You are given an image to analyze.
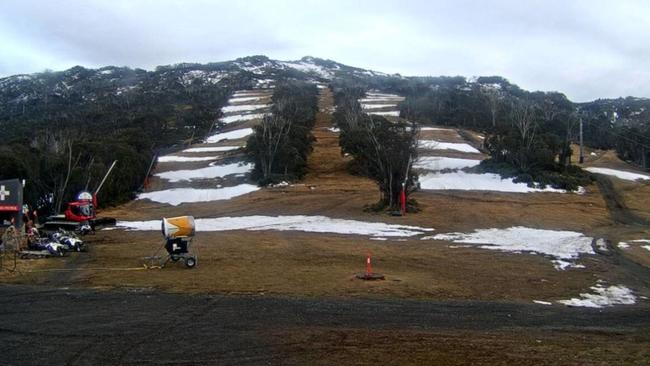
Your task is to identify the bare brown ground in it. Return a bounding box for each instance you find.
[270,327,649,366]
[5,88,649,305]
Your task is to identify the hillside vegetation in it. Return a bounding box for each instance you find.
[0,56,648,211]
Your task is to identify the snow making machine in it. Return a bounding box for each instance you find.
[145,216,197,269]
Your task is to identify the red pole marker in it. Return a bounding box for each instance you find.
[400,187,406,215]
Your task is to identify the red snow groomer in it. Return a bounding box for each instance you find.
[43,161,118,235]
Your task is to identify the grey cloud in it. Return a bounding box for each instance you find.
[0,0,648,101]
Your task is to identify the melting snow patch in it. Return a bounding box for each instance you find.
[222,104,269,113]
[155,162,253,182]
[643,245,650,252]
[228,96,261,103]
[182,146,240,153]
[585,167,650,181]
[117,215,434,238]
[206,128,253,143]
[137,184,260,205]
[618,242,630,249]
[420,127,455,132]
[414,157,482,172]
[368,110,400,117]
[219,113,266,124]
[428,226,594,269]
[419,140,480,153]
[558,284,636,308]
[361,103,398,110]
[533,300,552,306]
[158,155,217,163]
[419,171,566,193]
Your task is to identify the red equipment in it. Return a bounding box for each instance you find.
[44,161,118,233]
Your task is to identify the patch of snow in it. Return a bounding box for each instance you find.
[552,260,585,270]
[585,167,650,181]
[594,238,609,252]
[155,162,253,182]
[533,300,552,305]
[327,127,340,133]
[229,96,262,103]
[618,242,630,249]
[429,226,594,269]
[359,97,404,103]
[280,61,333,79]
[117,215,435,238]
[158,155,217,163]
[558,284,636,308]
[414,157,482,172]
[361,103,398,110]
[182,146,240,153]
[643,245,650,252]
[419,171,566,193]
[137,184,260,206]
[631,239,650,243]
[206,128,253,143]
[222,104,269,113]
[370,237,388,241]
[420,127,455,132]
[590,152,598,157]
[368,110,400,117]
[219,113,266,124]
[419,140,480,153]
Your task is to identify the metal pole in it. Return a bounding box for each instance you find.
[579,117,584,164]
[95,160,118,195]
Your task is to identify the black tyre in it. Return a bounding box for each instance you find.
[185,257,196,268]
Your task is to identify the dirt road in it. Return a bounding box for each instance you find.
[1,284,648,365]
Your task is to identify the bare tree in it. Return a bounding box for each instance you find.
[54,139,81,213]
[481,87,501,128]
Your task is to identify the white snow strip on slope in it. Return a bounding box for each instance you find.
[219,113,266,124]
[222,104,269,113]
[420,127,455,132]
[369,110,400,117]
[137,184,260,206]
[117,215,434,238]
[558,283,636,308]
[228,96,261,103]
[280,61,332,79]
[158,155,217,163]
[533,300,552,305]
[419,171,566,193]
[585,167,650,181]
[182,146,240,153]
[643,245,650,252]
[359,97,404,103]
[419,140,480,153]
[206,128,253,143]
[414,157,482,172]
[361,103,397,110]
[366,92,401,98]
[426,226,593,269]
[155,162,253,182]
[618,242,630,249]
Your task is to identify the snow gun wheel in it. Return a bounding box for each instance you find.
[185,257,196,268]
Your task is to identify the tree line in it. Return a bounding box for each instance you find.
[246,81,319,185]
[332,87,419,210]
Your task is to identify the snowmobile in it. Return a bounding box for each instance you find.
[43,161,118,235]
[51,229,86,252]
[26,228,66,257]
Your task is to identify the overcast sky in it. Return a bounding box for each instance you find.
[1,0,648,102]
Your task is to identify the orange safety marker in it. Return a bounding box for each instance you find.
[356,251,385,281]
[366,252,372,275]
